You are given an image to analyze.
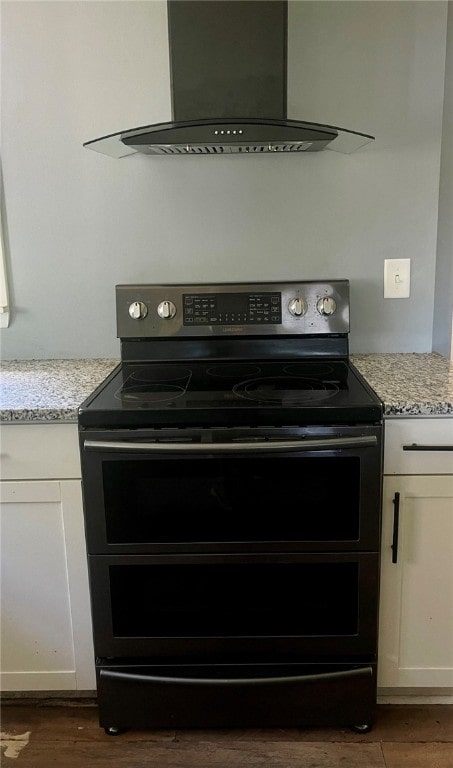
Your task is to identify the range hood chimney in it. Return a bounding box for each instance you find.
[84,0,374,158]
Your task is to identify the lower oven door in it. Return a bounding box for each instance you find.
[81,425,382,553]
[89,552,379,660]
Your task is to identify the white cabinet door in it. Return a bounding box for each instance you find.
[0,480,95,691]
[378,475,453,688]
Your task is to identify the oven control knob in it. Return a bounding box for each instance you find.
[288,297,307,317]
[128,301,148,320]
[157,300,177,320]
[316,296,337,316]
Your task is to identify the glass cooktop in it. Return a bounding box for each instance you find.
[79,360,382,428]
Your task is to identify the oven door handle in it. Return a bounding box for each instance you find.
[100,666,373,687]
[84,435,377,453]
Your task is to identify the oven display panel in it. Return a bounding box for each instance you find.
[183,292,281,326]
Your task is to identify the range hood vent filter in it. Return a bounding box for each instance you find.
[143,143,314,155]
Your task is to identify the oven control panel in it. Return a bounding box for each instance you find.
[116,281,349,338]
[183,292,282,326]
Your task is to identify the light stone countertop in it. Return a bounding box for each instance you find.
[351,353,453,416]
[0,359,119,423]
[1,353,452,423]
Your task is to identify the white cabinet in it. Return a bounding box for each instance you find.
[0,424,95,692]
[378,418,453,690]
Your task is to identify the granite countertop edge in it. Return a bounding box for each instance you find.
[1,353,452,423]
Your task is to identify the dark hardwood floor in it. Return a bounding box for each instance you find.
[1,701,452,767]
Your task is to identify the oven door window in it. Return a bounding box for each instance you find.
[109,561,359,638]
[101,456,361,545]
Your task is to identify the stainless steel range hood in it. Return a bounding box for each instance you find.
[84,1,374,158]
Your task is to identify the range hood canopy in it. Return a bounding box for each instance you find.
[84,1,374,158]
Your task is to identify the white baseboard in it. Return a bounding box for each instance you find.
[378,691,453,704]
[1,671,76,692]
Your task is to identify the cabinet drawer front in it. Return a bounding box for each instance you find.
[0,480,61,503]
[384,419,453,475]
[0,424,81,479]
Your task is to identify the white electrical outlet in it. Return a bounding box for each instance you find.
[384,258,411,298]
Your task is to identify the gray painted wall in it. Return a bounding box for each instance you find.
[0,1,448,359]
[433,2,453,358]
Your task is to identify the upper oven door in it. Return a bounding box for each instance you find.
[80,425,382,554]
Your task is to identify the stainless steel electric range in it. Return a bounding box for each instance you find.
[78,280,383,734]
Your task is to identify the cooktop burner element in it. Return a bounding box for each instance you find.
[119,364,192,405]
[118,384,187,405]
[232,376,339,404]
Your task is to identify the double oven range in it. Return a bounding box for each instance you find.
[78,280,383,734]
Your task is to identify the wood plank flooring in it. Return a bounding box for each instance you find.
[1,702,452,767]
